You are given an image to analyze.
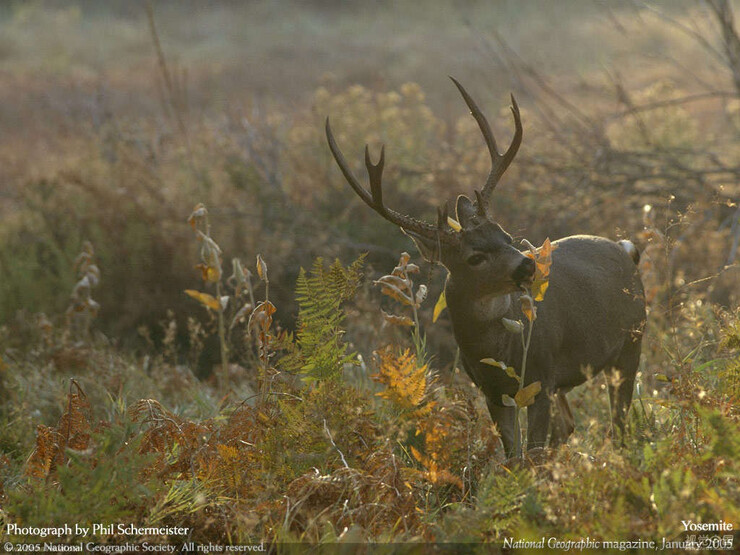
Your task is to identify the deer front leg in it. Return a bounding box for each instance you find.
[549,388,575,448]
[486,399,516,459]
[526,392,552,450]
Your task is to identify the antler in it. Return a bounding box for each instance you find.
[450,77,522,208]
[325,118,457,244]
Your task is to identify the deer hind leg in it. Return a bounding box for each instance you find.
[486,399,517,459]
[549,388,575,448]
[605,338,641,443]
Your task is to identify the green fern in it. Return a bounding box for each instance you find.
[281,256,365,382]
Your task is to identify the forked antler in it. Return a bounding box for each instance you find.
[450,77,522,209]
[325,118,458,244]
[325,79,521,235]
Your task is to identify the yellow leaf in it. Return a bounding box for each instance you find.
[520,295,536,322]
[195,263,221,283]
[185,290,220,310]
[514,381,542,407]
[532,279,549,302]
[433,290,447,322]
[481,358,520,382]
[536,260,551,278]
[447,217,462,232]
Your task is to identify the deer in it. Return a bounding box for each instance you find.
[325,77,646,458]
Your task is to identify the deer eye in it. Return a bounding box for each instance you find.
[467,253,487,266]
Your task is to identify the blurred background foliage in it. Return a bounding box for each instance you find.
[2,0,739,352]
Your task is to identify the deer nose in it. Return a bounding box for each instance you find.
[513,257,535,285]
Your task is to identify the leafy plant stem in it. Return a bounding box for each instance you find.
[514,291,535,458]
[216,280,229,394]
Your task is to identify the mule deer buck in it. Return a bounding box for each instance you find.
[325,77,646,457]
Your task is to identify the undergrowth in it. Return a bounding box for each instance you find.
[0,249,737,546]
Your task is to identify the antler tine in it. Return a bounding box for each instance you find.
[437,202,449,230]
[325,117,374,207]
[365,144,386,214]
[326,117,455,243]
[449,77,523,205]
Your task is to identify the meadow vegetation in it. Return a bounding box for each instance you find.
[0,0,738,547]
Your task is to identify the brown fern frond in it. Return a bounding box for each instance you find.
[58,380,92,452]
[25,380,92,479]
[25,425,62,479]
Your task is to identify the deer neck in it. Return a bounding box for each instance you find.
[446,278,515,324]
[472,293,513,322]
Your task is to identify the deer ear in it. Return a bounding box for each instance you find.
[456,195,477,228]
[403,229,439,263]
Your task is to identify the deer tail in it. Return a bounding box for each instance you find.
[618,239,640,265]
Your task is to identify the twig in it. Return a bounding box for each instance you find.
[323,419,349,469]
[636,1,728,65]
[608,90,737,120]
[145,2,199,179]
[727,204,740,265]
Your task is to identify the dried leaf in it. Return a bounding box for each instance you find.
[536,260,551,278]
[375,275,415,305]
[515,381,542,407]
[539,237,554,259]
[382,311,415,327]
[415,284,428,306]
[501,318,523,334]
[230,303,253,330]
[520,294,536,322]
[85,267,100,288]
[406,263,420,274]
[256,254,268,282]
[188,203,207,230]
[200,235,222,267]
[230,258,248,296]
[185,289,221,311]
[86,299,100,317]
[501,394,517,407]
[248,300,276,332]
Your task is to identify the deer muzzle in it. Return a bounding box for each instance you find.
[512,256,536,289]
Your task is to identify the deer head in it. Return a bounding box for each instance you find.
[325,77,534,297]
